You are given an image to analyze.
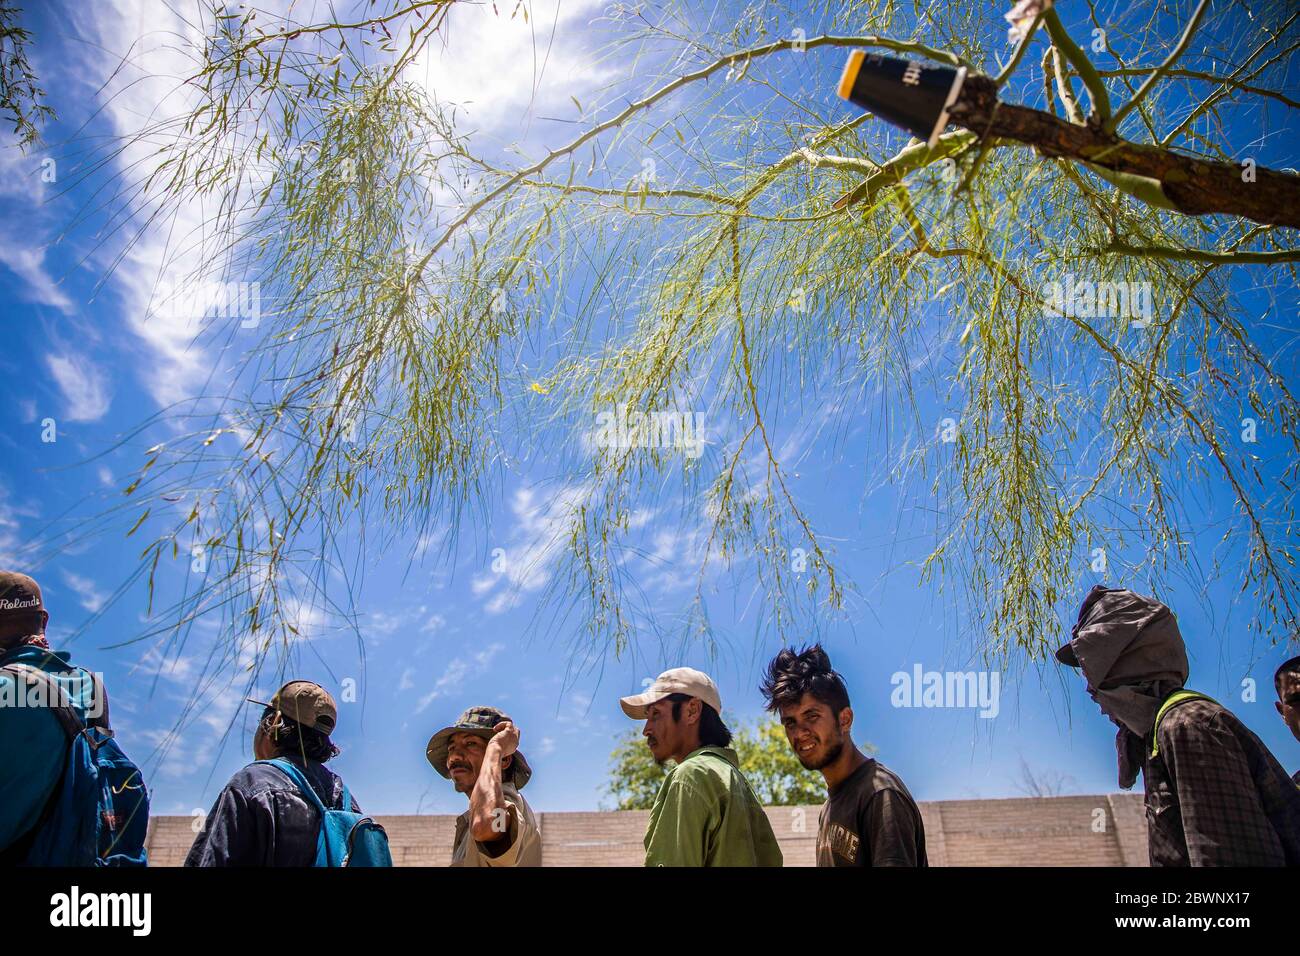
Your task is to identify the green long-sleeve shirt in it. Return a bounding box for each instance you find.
[643,746,783,867]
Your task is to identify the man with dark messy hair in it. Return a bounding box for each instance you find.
[761,644,927,867]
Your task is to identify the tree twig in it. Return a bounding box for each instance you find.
[1044,8,1111,120]
[1107,0,1212,132]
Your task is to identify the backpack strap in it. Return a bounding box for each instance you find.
[88,671,110,731]
[0,663,92,739]
[0,663,101,865]
[1151,690,1217,758]
[258,759,343,866]
[257,758,331,813]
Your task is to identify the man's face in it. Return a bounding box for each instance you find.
[447,732,489,793]
[0,610,47,645]
[1085,685,1107,716]
[642,698,694,764]
[1276,673,1300,743]
[1084,681,1124,726]
[778,693,848,770]
[252,709,278,760]
[252,724,273,760]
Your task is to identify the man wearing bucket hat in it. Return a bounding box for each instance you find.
[427,705,542,866]
[186,679,365,866]
[1058,585,1300,866]
[621,667,782,866]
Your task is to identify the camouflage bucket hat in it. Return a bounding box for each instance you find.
[426,705,532,789]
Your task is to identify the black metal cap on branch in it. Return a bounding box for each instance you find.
[837,51,967,149]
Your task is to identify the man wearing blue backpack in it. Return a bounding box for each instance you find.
[186,679,390,866]
[0,570,149,866]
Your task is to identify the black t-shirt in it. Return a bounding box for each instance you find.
[816,758,927,867]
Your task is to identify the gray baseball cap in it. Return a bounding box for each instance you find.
[620,667,722,718]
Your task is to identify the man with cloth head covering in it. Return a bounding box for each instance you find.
[1058,585,1300,866]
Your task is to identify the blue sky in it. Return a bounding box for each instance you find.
[0,0,1297,819]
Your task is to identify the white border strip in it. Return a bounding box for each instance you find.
[927,66,968,149]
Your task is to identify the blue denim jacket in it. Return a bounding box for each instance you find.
[185,755,359,866]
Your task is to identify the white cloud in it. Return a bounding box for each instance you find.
[623,524,710,594]
[412,0,612,137]
[129,645,266,783]
[134,646,201,690]
[0,482,27,567]
[357,604,445,642]
[412,528,448,561]
[65,0,615,413]
[69,1,283,410]
[45,352,112,422]
[550,687,613,742]
[57,0,616,414]
[555,689,594,725]
[0,140,71,313]
[61,570,106,613]
[280,595,326,642]
[0,139,48,202]
[137,684,244,782]
[470,484,589,614]
[414,642,504,714]
[366,609,408,637]
[0,224,74,313]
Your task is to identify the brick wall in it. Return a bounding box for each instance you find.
[146,792,1149,866]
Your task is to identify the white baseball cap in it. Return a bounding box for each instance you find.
[619,667,722,718]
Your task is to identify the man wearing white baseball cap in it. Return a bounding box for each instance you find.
[620,667,782,866]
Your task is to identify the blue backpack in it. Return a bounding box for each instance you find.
[258,758,392,866]
[2,663,149,866]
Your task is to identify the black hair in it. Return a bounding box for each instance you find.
[665,693,733,748]
[760,643,851,715]
[1275,655,1300,695]
[259,707,340,763]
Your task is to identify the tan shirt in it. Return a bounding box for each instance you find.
[451,783,542,867]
